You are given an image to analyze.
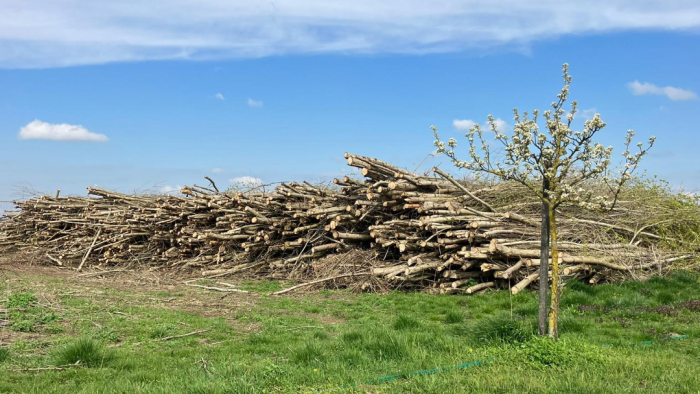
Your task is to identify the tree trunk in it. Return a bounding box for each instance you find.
[538,179,550,336]
[548,205,561,339]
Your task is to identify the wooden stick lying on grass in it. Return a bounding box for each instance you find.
[77,269,125,277]
[272,272,368,295]
[156,329,209,342]
[13,361,80,372]
[184,280,249,293]
[132,329,210,346]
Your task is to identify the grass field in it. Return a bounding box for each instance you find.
[1,259,700,393]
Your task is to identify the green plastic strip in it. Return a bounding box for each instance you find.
[320,335,689,392]
[365,359,493,385]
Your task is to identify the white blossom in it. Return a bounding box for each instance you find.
[432,63,655,211]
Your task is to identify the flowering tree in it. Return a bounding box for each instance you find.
[431,64,655,338]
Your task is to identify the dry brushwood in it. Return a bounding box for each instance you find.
[0,152,695,295]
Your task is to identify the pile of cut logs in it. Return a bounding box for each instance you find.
[0,153,688,294]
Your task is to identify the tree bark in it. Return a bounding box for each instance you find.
[538,179,550,336]
[548,204,560,339]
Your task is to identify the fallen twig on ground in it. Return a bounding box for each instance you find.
[272,272,368,295]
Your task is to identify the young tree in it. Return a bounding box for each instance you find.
[431,64,655,338]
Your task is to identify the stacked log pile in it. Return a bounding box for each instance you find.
[0,153,690,294]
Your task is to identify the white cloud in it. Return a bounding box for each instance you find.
[247,98,263,107]
[453,119,476,130]
[229,176,262,186]
[490,118,507,133]
[2,2,699,68]
[212,168,223,174]
[453,118,506,132]
[580,108,598,120]
[18,120,109,142]
[215,93,225,101]
[627,81,697,101]
[160,185,182,194]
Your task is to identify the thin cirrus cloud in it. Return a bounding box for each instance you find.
[160,185,182,194]
[211,168,223,174]
[214,93,225,101]
[580,108,598,120]
[1,1,699,68]
[247,98,263,107]
[627,81,697,101]
[453,118,506,132]
[230,176,262,186]
[18,120,109,142]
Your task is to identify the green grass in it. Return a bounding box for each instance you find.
[444,311,465,324]
[1,271,700,393]
[393,315,421,330]
[470,313,534,344]
[4,290,63,334]
[52,338,111,367]
[7,293,38,308]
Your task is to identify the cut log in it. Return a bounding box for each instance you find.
[466,281,495,294]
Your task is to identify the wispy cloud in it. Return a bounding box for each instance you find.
[247,98,263,108]
[580,108,598,120]
[627,81,697,101]
[230,176,262,186]
[453,119,476,130]
[18,120,109,142]
[160,185,182,194]
[214,93,225,101]
[212,168,223,174]
[2,1,700,68]
[453,118,506,132]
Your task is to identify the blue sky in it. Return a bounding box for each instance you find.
[1,1,699,211]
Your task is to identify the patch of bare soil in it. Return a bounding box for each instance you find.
[1,252,352,341]
[0,253,263,333]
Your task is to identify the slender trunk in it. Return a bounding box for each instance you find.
[548,205,560,339]
[538,179,550,336]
